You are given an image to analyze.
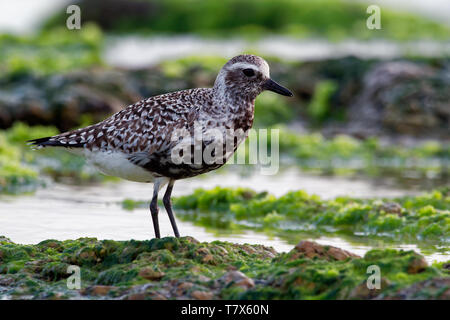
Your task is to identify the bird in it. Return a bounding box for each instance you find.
[28,54,293,239]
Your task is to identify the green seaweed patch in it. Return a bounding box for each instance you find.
[0,134,42,194]
[171,187,449,244]
[273,127,449,177]
[1,237,448,300]
[0,123,117,195]
[42,0,450,41]
[0,24,103,76]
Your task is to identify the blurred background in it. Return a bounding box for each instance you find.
[0,0,448,260]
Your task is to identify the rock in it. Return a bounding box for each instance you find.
[214,245,229,256]
[0,275,14,286]
[345,61,450,138]
[178,282,194,290]
[123,290,167,300]
[37,240,64,252]
[292,276,316,290]
[219,271,255,289]
[407,256,428,274]
[379,202,403,216]
[149,292,167,300]
[175,282,194,295]
[240,246,257,255]
[0,69,142,131]
[194,247,217,265]
[236,244,277,259]
[40,262,71,281]
[197,275,211,283]
[384,278,450,300]
[202,254,215,264]
[82,285,113,296]
[1,56,447,140]
[191,290,214,300]
[190,265,202,273]
[2,236,444,300]
[348,278,391,299]
[184,236,200,244]
[293,240,360,261]
[47,292,65,300]
[72,246,101,265]
[138,267,165,280]
[196,247,210,256]
[125,293,147,300]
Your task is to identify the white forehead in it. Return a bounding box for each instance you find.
[228,61,270,78]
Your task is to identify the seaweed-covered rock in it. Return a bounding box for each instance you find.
[0,70,142,131]
[345,60,450,138]
[348,278,391,300]
[191,290,214,300]
[173,187,450,242]
[379,202,403,216]
[293,241,361,261]
[0,236,448,300]
[1,56,448,139]
[218,271,255,289]
[138,268,165,281]
[383,278,450,300]
[407,256,428,274]
[81,285,114,296]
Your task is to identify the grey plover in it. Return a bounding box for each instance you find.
[29,54,293,238]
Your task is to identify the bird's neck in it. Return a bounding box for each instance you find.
[207,86,255,127]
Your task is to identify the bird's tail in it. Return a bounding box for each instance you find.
[27,123,101,149]
[27,135,85,149]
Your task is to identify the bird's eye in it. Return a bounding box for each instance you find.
[242,68,255,77]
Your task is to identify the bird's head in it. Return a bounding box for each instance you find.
[213,54,293,102]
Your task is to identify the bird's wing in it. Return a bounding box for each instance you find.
[28,89,207,155]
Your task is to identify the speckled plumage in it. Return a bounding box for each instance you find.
[29,54,293,238]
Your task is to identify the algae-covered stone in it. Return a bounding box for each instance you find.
[138,267,165,281]
[384,278,450,300]
[191,290,214,300]
[82,285,114,296]
[348,278,391,299]
[41,262,72,281]
[219,271,255,289]
[0,236,448,300]
[173,187,450,242]
[293,240,361,261]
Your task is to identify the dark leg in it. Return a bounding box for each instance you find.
[150,182,161,238]
[163,179,180,238]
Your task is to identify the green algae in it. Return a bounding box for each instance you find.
[118,187,450,257]
[307,80,338,123]
[0,24,103,76]
[0,236,448,300]
[167,187,449,245]
[42,0,450,41]
[273,127,449,178]
[0,133,42,194]
[0,122,117,194]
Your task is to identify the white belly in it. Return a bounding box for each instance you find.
[83,150,157,183]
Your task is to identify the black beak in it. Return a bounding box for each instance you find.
[263,79,293,97]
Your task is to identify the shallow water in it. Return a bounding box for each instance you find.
[1,170,447,263]
[104,35,450,69]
